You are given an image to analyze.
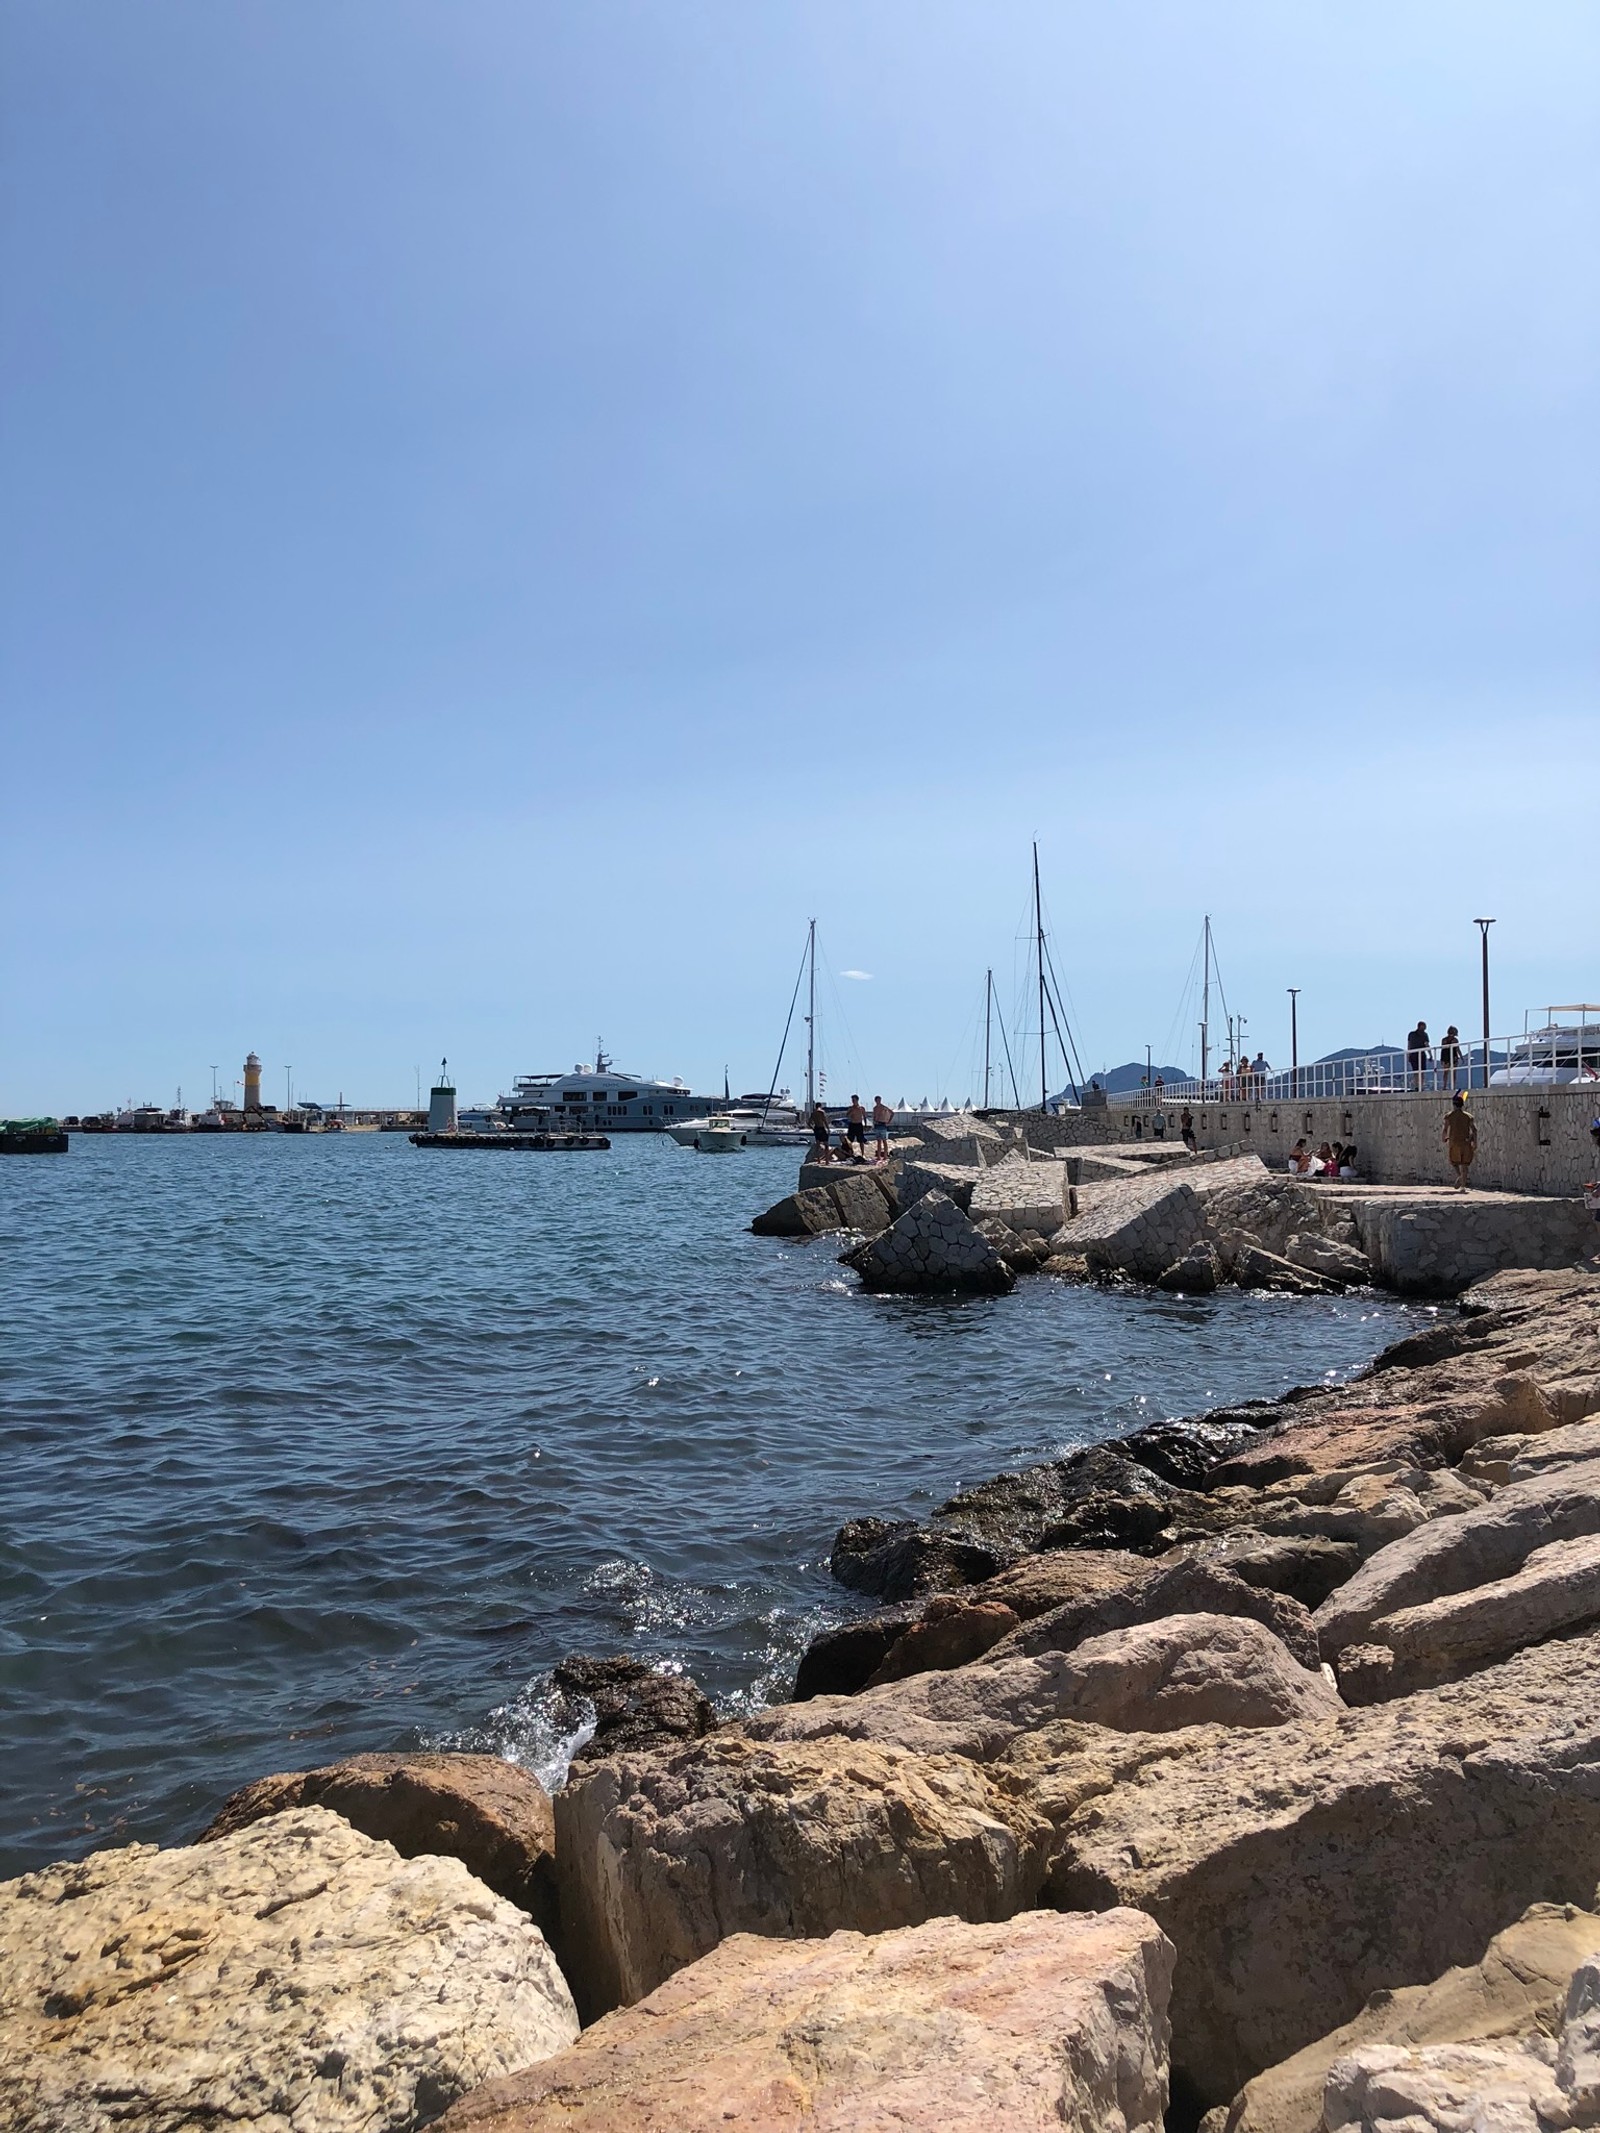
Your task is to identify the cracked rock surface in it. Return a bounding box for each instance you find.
[0,1805,577,2133]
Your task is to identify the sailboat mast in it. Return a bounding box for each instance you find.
[805,918,816,1113]
[984,969,993,1109]
[1200,914,1212,1090]
[1033,843,1047,1111]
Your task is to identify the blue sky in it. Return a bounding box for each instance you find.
[3,3,1596,1112]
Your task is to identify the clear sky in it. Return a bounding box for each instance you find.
[3,3,1596,1113]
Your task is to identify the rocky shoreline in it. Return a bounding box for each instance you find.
[5,1211,1600,2127]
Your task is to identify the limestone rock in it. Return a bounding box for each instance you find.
[998,1558,1322,1673]
[816,1549,1146,1693]
[827,1167,896,1235]
[433,1910,1176,2133]
[1335,1533,1600,1700]
[1159,1243,1223,1293]
[1034,1631,1600,2105]
[1211,1911,1600,2133]
[895,1158,983,1212]
[1283,1232,1372,1285]
[750,1185,843,1237]
[1231,1242,1342,1295]
[1166,1532,1362,1610]
[752,1616,1338,1759]
[842,1190,1015,1294]
[867,1594,1022,1683]
[905,1112,1008,1166]
[1321,2038,1568,2133]
[1314,1466,1600,1662]
[554,1733,1049,2018]
[549,1654,713,1767]
[1509,1417,1600,1480]
[1211,1902,1600,2133]
[199,1749,558,1942]
[0,1806,577,2133]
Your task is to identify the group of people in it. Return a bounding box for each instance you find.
[808,1094,894,1165]
[1286,1137,1359,1179]
[1217,1052,1270,1099]
[1405,1020,1469,1091]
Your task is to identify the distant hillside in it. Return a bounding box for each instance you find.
[1086,1061,1192,1094]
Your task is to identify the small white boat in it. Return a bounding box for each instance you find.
[668,1115,750,1152]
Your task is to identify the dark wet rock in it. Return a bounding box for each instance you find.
[552,1656,714,1767]
[998,1556,1321,1673]
[1232,1242,1342,1295]
[1158,1243,1223,1295]
[866,1595,1023,1685]
[829,1519,1012,1601]
[792,1603,920,1699]
[1116,1417,1272,1492]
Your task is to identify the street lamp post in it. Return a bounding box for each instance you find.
[1474,919,1495,1088]
[1287,989,1300,1099]
[1145,1044,1152,1090]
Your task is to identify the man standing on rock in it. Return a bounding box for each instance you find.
[846,1094,868,1156]
[871,1095,893,1161]
[1443,1091,1478,1191]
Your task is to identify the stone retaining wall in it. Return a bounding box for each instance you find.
[1113,1087,1600,1197]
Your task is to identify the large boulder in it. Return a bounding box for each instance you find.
[1033,1631,1600,2105]
[968,1155,1069,1236]
[896,1158,984,1212]
[829,1517,1012,1601]
[826,1166,896,1234]
[997,1558,1322,1673]
[797,1550,1150,1697]
[0,1806,577,2133]
[905,1112,1008,1166]
[1333,1534,1600,1702]
[1313,1466,1600,1663]
[1164,1532,1363,1610]
[866,1592,1022,1683]
[554,1733,1048,2018]
[1209,1901,1600,2133]
[749,1185,846,1237]
[434,1910,1176,2133]
[842,1190,1015,1294]
[199,1750,558,1941]
[749,1617,1339,1760]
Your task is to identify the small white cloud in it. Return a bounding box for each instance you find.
[840,969,874,981]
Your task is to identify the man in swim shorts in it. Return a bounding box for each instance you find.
[871,1095,893,1159]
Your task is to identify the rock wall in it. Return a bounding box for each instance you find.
[1115,1086,1600,1197]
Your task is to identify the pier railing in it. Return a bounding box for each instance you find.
[1116,1029,1600,1109]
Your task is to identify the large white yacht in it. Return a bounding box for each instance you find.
[497,1048,719,1134]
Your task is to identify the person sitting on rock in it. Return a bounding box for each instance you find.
[1443,1092,1478,1190]
[1287,1137,1313,1174]
[1339,1143,1360,1178]
[1315,1141,1337,1175]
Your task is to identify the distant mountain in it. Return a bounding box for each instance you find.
[1084,1061,1192,1095]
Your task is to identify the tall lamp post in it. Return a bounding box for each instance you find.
[1474,919,1495,1088]
[1287,988,1300,1099]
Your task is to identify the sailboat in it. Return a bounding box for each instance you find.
[667,940,819,1151]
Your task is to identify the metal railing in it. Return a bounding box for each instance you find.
[1116,1026,1600,1109]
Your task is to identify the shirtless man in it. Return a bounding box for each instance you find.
[871,1095,893,1161]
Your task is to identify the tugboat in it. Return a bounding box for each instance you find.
[1,1117,68,1154]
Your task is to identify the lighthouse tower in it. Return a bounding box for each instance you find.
[243,1053,263,1113]
[427,1058,458,1135]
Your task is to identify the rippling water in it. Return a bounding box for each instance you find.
[0,1133,1414,1873]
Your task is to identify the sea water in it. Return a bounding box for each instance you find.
[0,1132,1414,1874]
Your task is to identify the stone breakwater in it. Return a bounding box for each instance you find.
[5,1257,1600,2130]
[754,1108,1600,1297]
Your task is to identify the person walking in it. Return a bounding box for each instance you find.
[1443,1092,1478,1191]
[1406,1020,1432,1092]
[1438,1026,1463,1092]
[1179,1106,1197,1154]
[846,1094,868,1156]
[870,1094,893,1161]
